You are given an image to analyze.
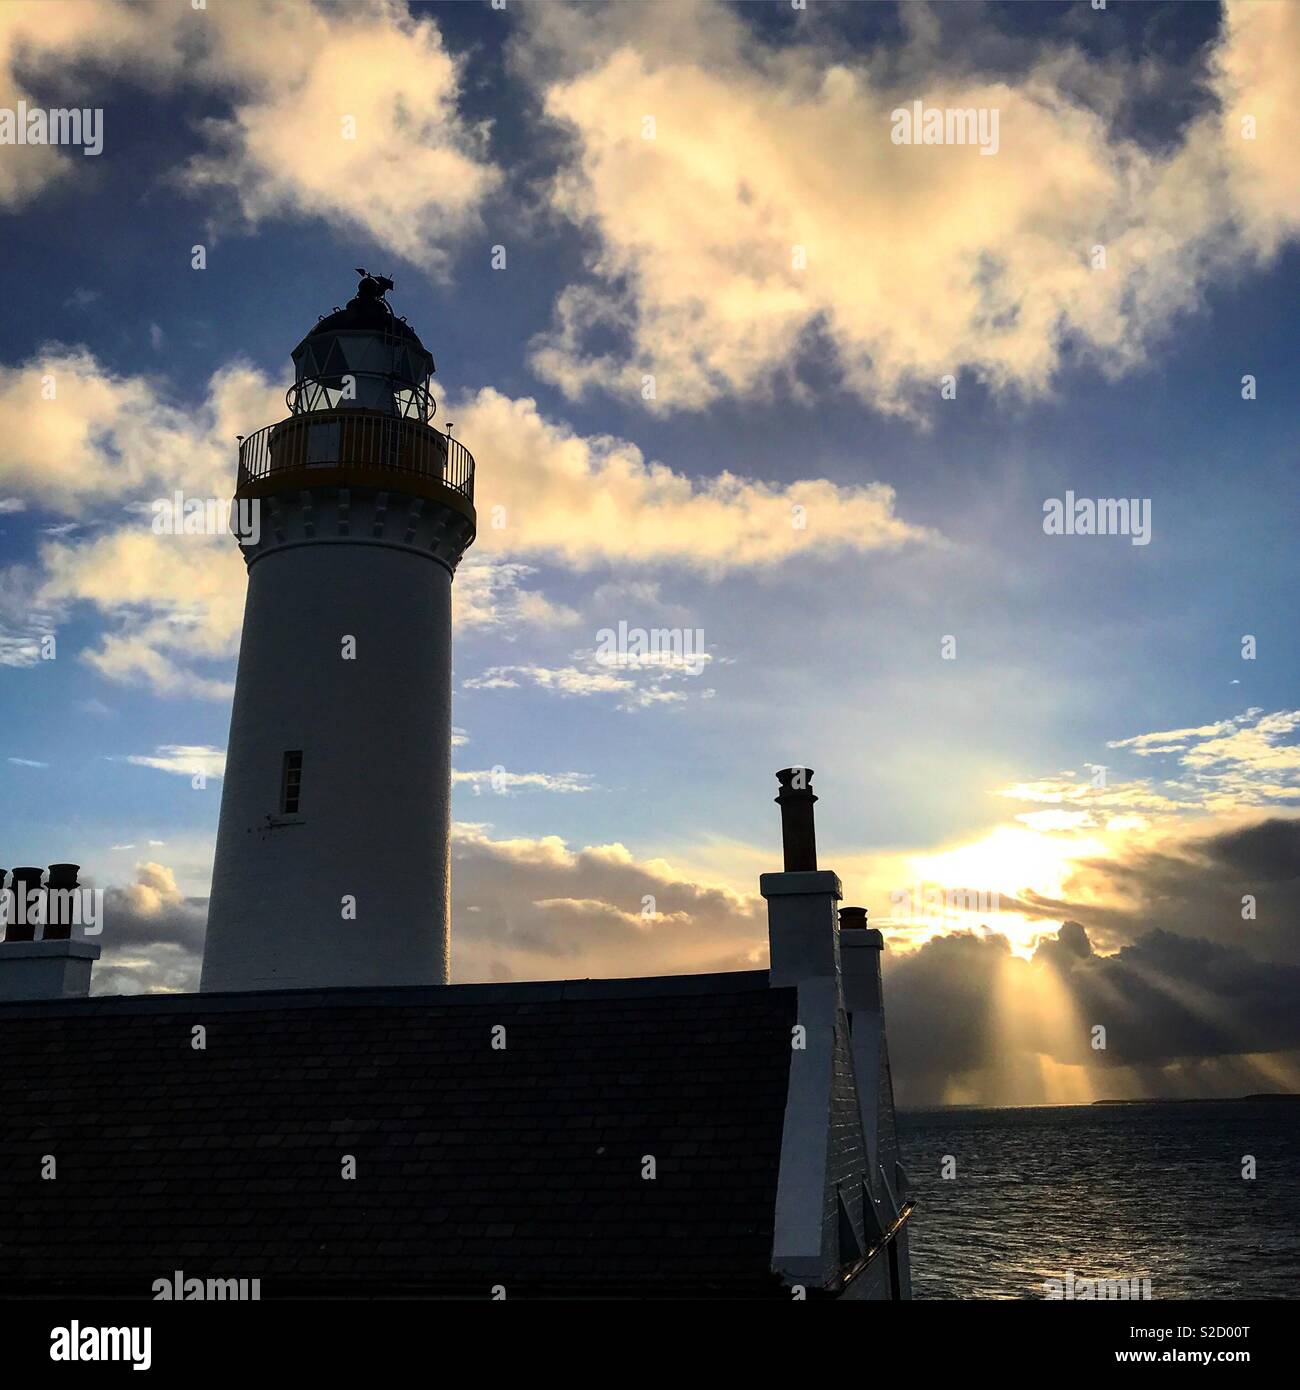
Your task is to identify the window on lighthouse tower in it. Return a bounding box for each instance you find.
[280,751,304,816]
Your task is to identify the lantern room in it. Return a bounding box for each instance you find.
[288,270,436,421]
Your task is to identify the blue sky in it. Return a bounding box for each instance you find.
[0,0,1297,1103]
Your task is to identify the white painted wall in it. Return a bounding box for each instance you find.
[0,941,100,1000]
[202,501,460,992]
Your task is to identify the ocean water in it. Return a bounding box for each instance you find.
[896,1102,1300,1300]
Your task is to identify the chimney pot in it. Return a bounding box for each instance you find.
[6,867,44,943]
[774,767,818,871]
[44,864,80,941]
[839,906,868,930]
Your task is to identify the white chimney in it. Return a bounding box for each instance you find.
[762,769,845,1286]
[0,866,99,1000]
[762,773,913,1298]
[840,907,905,1201]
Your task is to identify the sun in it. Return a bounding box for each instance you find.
[884,824,1109,958]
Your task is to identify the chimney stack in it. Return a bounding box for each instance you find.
[0,863,99,1000]
[761,767,842,1284]
[774,767,817,871]
[839,906,885,1014]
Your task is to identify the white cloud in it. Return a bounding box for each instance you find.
[0,349,282,514]
[522,0,1300,417]
[0,563,59,668]
[183,0,500,273]
[2,345,923,696]
[453,556,582,630]
[120,744,226,780]
[455,387,930,571]
[453,769,594,796]
[1005,709,1300,819]
[0,1,500,269]
[464,644,711,712]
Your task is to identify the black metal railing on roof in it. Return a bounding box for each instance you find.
[236,411,474,505]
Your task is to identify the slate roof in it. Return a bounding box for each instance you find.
[0,971,796,1298]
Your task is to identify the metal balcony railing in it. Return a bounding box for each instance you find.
[237,411,474,505]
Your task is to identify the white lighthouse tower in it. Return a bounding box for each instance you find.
[201,273,476,992]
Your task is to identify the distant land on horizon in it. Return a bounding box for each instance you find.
[1089,1094,1300,1105]
[901,1094,1300,1111]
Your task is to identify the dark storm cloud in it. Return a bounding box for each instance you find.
[1200,817,1300,880]
[1005,816,1300,965]
[1064,928,1300,1067]
[882,912,1300,1103]
[882,929,1006,1092]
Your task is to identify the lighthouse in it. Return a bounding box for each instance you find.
[200,273,476,992]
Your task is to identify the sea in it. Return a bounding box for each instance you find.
[896,1101,1300,1300]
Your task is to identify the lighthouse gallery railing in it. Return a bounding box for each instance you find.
[237,411,475,505]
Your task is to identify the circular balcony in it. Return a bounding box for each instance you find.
[236,410,475,520]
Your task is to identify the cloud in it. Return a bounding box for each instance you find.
[0,563,58,668]
[0,0,179,208]
[1,347,922,694]
[452,768,594,796]
[1012,815,1300,968]
[0,349,282,514]
[885,916,1300,1105]
[119,744,226,780]
[0,348,277,694]
[997,709,1300,826]
[452,556,582,630]
[1107,708,1300,811]
[182,0,500,273]
[38,527,245,698]
[0,1,499,268]
[0,497,24,514]
[454,387,930,571]
[464,644,712,712]
[93,861,207,996]
[6,756,48,767]
[450,821,766,983]
[521,0,1300,416]
[446,815,1300,1103]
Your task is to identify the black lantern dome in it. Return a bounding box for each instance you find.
[288,271,436,421]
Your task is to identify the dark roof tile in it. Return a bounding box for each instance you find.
[0,971,794,1297]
